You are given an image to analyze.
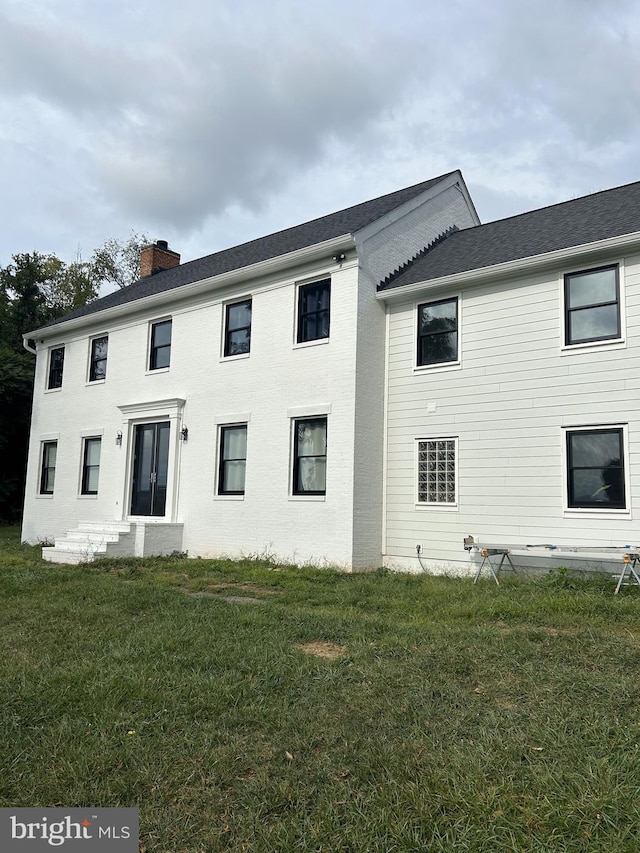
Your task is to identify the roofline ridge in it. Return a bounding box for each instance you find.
[479,179,640,230]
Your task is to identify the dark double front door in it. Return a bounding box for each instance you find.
[130,422,170,516]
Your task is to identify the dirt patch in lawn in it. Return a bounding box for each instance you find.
[178,582,281,598]
[296,641,347,660]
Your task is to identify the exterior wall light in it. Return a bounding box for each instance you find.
[180,426,189,442]
[116,430,123,446]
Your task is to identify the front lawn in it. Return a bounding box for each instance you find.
[0,526,638,852]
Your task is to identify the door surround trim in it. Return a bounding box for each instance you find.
[117,398,186,523]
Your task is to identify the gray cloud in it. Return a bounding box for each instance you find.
[0,0,639,262]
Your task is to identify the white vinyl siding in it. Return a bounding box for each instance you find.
[384,253,640,570]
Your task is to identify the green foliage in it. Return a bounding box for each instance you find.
[90,232,149,290]
[0,235,148,521]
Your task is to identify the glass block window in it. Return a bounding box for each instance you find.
[417,438,456,504]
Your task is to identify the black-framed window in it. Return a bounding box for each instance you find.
[47,347,65,389]
[40,441,57,494]
[293,417,327,495]
[81,437,102,495]
[224,299,252,357]
[89,336,108,382]
[566,428,625,509]
[417,297,458,366]
[417,438,457,504]
[297,279,330,343]
[218,425,247,495]
[149,319,172,370]
[564,265,620,345]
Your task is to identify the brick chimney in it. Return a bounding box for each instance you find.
[140,240,181,278]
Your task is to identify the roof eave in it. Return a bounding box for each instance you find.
[25,233,356,341]
[376,230,640,301]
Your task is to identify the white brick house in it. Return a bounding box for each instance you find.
[21,171,479,568]
[22,173,640,573]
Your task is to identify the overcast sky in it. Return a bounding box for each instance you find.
[1,0,639,268]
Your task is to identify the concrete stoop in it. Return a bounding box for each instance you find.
[42,521,135,564]
[41,521,185,564]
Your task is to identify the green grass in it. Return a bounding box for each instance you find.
[1,526,639,852]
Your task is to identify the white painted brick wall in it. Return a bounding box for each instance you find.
[360,184,477,289]
[22,260,362,568]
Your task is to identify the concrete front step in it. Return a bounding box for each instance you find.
[77,521,132,534]
[42,521,184,564]
[52,539,109,554]
[43,521,134,564]
[42,546,105,565]
[64,531,122,545]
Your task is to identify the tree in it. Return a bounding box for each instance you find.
[0,234,149,522]
[0,251,102,522]
[91,232,149,290]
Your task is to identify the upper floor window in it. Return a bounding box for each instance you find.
[417,297,458,366]
[293,417,327,495]
[297,279,330,344]
[224,299,252,357]
[89,336,108,382]
[566,427,625,509]
[218,424,247,495]
[47,347,65,389]
[417,438,457,505]
[81,437,102,495]
[40,441,57,494]
[149,319,172,370]
[564,265,620,346]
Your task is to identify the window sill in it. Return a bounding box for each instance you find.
[36,493,54,500]
[413,361,461,375]
[561,338,625,355]
[564,507,631,518]
[77,494,98,500]
[293,337,330,351]
[415,502,458,511]
[214,494,245,501]
[220,353,250,363]
[145,367,170,375]
[289,494,326,502]
[86,379,106,387]
[44,387,63,394]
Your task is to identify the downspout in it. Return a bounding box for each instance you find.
[381,302,390,564]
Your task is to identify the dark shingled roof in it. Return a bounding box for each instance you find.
[46,172,455,328]
[379,179,640,290]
